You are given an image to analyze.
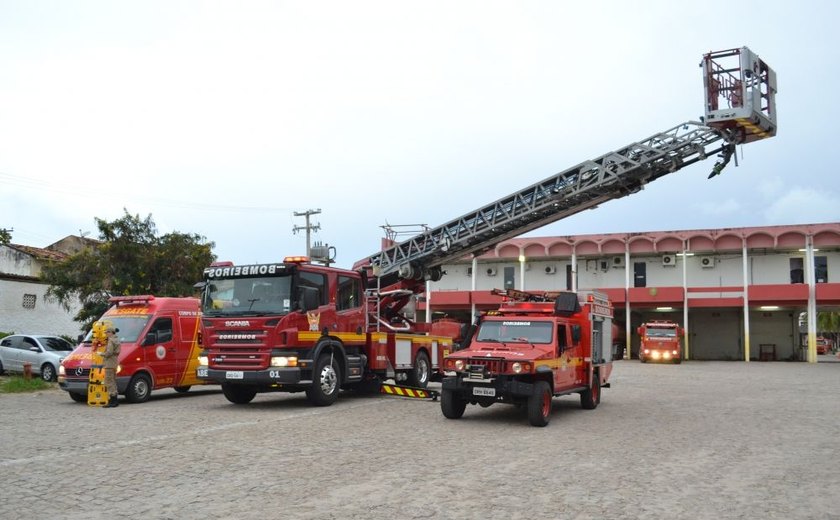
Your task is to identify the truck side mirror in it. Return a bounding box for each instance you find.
[636,326,643,336]
[143,332,157,346]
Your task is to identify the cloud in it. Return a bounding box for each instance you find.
[763,188,840,224]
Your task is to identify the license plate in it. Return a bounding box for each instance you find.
[226,371,244,379]
[473,386,495,397]
[197,368,208,378]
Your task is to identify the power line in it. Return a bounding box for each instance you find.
[292,209,321,256]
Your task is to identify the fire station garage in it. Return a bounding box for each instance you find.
[422,222,840,362]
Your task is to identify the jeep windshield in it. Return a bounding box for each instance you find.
[201,276,293,316]
[476,320,553,344]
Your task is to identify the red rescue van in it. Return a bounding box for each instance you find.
[59,295,207,403]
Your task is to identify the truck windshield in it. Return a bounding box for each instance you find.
[202,276,293,316]
[646,328,677,337]
[83,316,152,343]
[476,320,554,344]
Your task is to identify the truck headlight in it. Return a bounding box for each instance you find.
[198,355,209,366]
[454,360,464,371]
[512,362,523,373]
[271,356,298,367]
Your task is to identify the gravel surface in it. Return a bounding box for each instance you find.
[1,359,838,519]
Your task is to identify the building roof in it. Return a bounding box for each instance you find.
[6,243,69,262]
[475,222,840,260]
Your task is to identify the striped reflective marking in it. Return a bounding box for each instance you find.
[735,117,772,140]
[380,383,430,399]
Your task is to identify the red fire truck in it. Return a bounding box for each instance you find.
[195,47,775,407]
[440,289,614,427]
[196,259,457,405]
[638,320,684,364]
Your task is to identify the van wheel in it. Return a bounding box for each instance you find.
[306,354,341,406]
[580,371,600,410]
[126,373,152,403]
[406,351,431,388]
[41,363,57,382]
[528,381,552,427]
[69,392,87,403]
[222,384,256,404]
[0,359,5,375]
[441,389,467,419]
[173,386,191,393]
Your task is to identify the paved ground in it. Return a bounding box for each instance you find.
[1,359,839,520]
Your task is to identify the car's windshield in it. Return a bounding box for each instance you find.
[202,276,293,316]
[37,337,74,352]
[646,327,677,337]
[476,320,554,344]
[83,316,152,343]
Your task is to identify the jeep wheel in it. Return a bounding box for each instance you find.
[441,388,467,419]
[69,392,87,403]
[306,353,341,406]
[527,380,552,427]
[405,351,431,388]
[173,386,191,393]
[580,371,600,410]
[222,383,256,404]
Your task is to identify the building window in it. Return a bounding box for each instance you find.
[22,294,37,309]
[815,256,828,283]
[633,262,646,288]
[790,258,804,284]
[503,266,515,289]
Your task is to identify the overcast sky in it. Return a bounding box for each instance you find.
[2,1,838,268]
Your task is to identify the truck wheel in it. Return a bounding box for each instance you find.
[40,363,57,382]
[527,381,552,427]
[69,392,87,403]
[406,351,431,388]
[173,386,191,393]
[126,373,152,403]
[306,353,341,406]
[580,371,600,410]
[222,383,256,404]
[441,388,467,419]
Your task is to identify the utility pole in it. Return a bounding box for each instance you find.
[292,209,321,256]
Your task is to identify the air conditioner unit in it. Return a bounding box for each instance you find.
[545,265,557,275]
[662,254,676,267]
[486,267,497,276]
[699,256,715,268]
[612,256,625,268]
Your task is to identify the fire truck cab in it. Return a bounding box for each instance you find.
[637,320,684,364]
[440,290,614,427]
[59,296,204,403]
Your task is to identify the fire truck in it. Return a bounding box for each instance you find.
[195,47,776,407]
[441,289,614,426]
[638,320,684,364]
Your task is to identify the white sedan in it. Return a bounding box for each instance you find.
[0,334,75,381]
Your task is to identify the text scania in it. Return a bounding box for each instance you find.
[204,264,282,279]
[225,320,251,327]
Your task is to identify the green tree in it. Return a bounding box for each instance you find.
[42,210,215,329]
[0,228,11,245]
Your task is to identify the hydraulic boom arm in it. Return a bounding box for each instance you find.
[361,47,777,292]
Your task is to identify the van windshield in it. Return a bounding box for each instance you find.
[83,316,152,343]
[202,276,293,316]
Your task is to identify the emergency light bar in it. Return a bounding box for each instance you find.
[108,295,155,306]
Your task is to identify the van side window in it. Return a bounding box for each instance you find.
[337,275,361,310]
[148,318,173,344]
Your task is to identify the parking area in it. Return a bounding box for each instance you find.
[1,360,839,519]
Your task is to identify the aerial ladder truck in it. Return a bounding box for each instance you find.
[195,47,777,407]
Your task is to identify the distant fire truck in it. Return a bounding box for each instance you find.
[440,289,614,426]
[638,320,684,364]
